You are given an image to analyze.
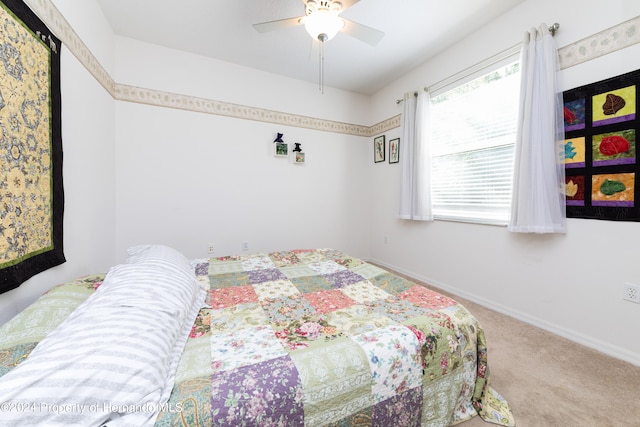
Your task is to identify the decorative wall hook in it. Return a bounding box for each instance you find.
[273,132,288,156]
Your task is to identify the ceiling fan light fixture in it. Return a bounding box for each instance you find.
[303,10,344,41]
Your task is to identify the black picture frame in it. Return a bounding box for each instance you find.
[563,67,640,221]
[389,138,400,164]
[374,135,385,163]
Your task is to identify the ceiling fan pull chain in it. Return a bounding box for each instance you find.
[319,39,324,94]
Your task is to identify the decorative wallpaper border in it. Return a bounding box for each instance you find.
[24,0,115,95]
[25,0,640,137]
[559,15,640,70]
[115,85,373,136]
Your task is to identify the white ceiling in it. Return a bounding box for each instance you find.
[96,0,524,95]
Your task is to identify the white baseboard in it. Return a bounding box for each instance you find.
[368,258,640,368]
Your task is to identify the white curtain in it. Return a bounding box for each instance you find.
[508,23,566,233]
[399,90,432,221]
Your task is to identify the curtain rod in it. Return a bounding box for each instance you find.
[396,22,560,105]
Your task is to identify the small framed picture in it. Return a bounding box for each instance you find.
[374,135,385,163]
[274,142,288,157]
[294,152,305,164]
[389,138,399,164]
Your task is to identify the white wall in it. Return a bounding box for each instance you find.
[113,101,371,260]
[369,0,640,365]
[0,0,116,324]
[112,38,373,262]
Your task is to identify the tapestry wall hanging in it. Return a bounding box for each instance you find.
[563,68,640,221]
[0,0,64,294]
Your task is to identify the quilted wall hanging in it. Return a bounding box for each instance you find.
[563,67,640,221]
[0,0,65,294]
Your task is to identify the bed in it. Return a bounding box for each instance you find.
[0,246,514,426]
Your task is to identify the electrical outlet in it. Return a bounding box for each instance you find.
[623,283,640,304]
[208,243,215,254]
[242,241,249,252]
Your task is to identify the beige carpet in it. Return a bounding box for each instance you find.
[457,295,640,427]
[386,268,640,427]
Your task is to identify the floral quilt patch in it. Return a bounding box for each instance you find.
[210,355,303,426]
[210,325,286,372]
[352,324,422,403]
[303,289,356,314]
[399,285,458,310]
[210,285,258,309]
[260,295,317,323]
[241,255,275,271]
[341,280,392,304]
[252,279,300,300]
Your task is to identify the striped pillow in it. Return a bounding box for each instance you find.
[0,245,206,426]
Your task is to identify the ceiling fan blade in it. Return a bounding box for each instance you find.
[252,16,303,33]
[341,18,384,46]
[338,0,361,12]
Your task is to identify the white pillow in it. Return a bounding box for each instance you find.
[97,245,200,315]
[126,244,193,271]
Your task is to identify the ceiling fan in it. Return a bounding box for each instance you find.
[252,0,384,46]
[253,0,384,93]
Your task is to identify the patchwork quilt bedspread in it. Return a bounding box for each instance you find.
[0,248,513,426]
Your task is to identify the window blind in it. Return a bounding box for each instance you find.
[429,61,520,224]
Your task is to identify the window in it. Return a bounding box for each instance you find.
[429,61,520,225]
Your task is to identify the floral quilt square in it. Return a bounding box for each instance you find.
[210,355,303,426]
[341,280,392,304]
[324,305,394,336]
[352,324,422,403]
[247,268,288,284]
[290,275,334,293]
[273,316,344,352]
[287,336,372,425]
[372,386,423,427]
[308,261,346,275]
[210,302,269,334]
[334,255,364,269]
[197,277,211,301]
[209,255,241,264]
[193,261,210,277]
[291,249,328,263]
[351,263,389,280]
[368,273,414,296]
[326,406,372,427]
[324,270,367,289]
[241,255,275,271]
[303,289,356,314]
[268,251,301,267]
[189,308,210,338]
[399,286,457,310]
[210,285,258,309]
[210,325,286,372]
[260,295,317,324]
[367,298,431,323]
[208,260,243,275]
[252,279,300,301]
[278,265,318,279]
[209,272,250,289]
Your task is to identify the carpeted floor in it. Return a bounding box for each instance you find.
[457,294,640,427]
[387,268,640,427]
